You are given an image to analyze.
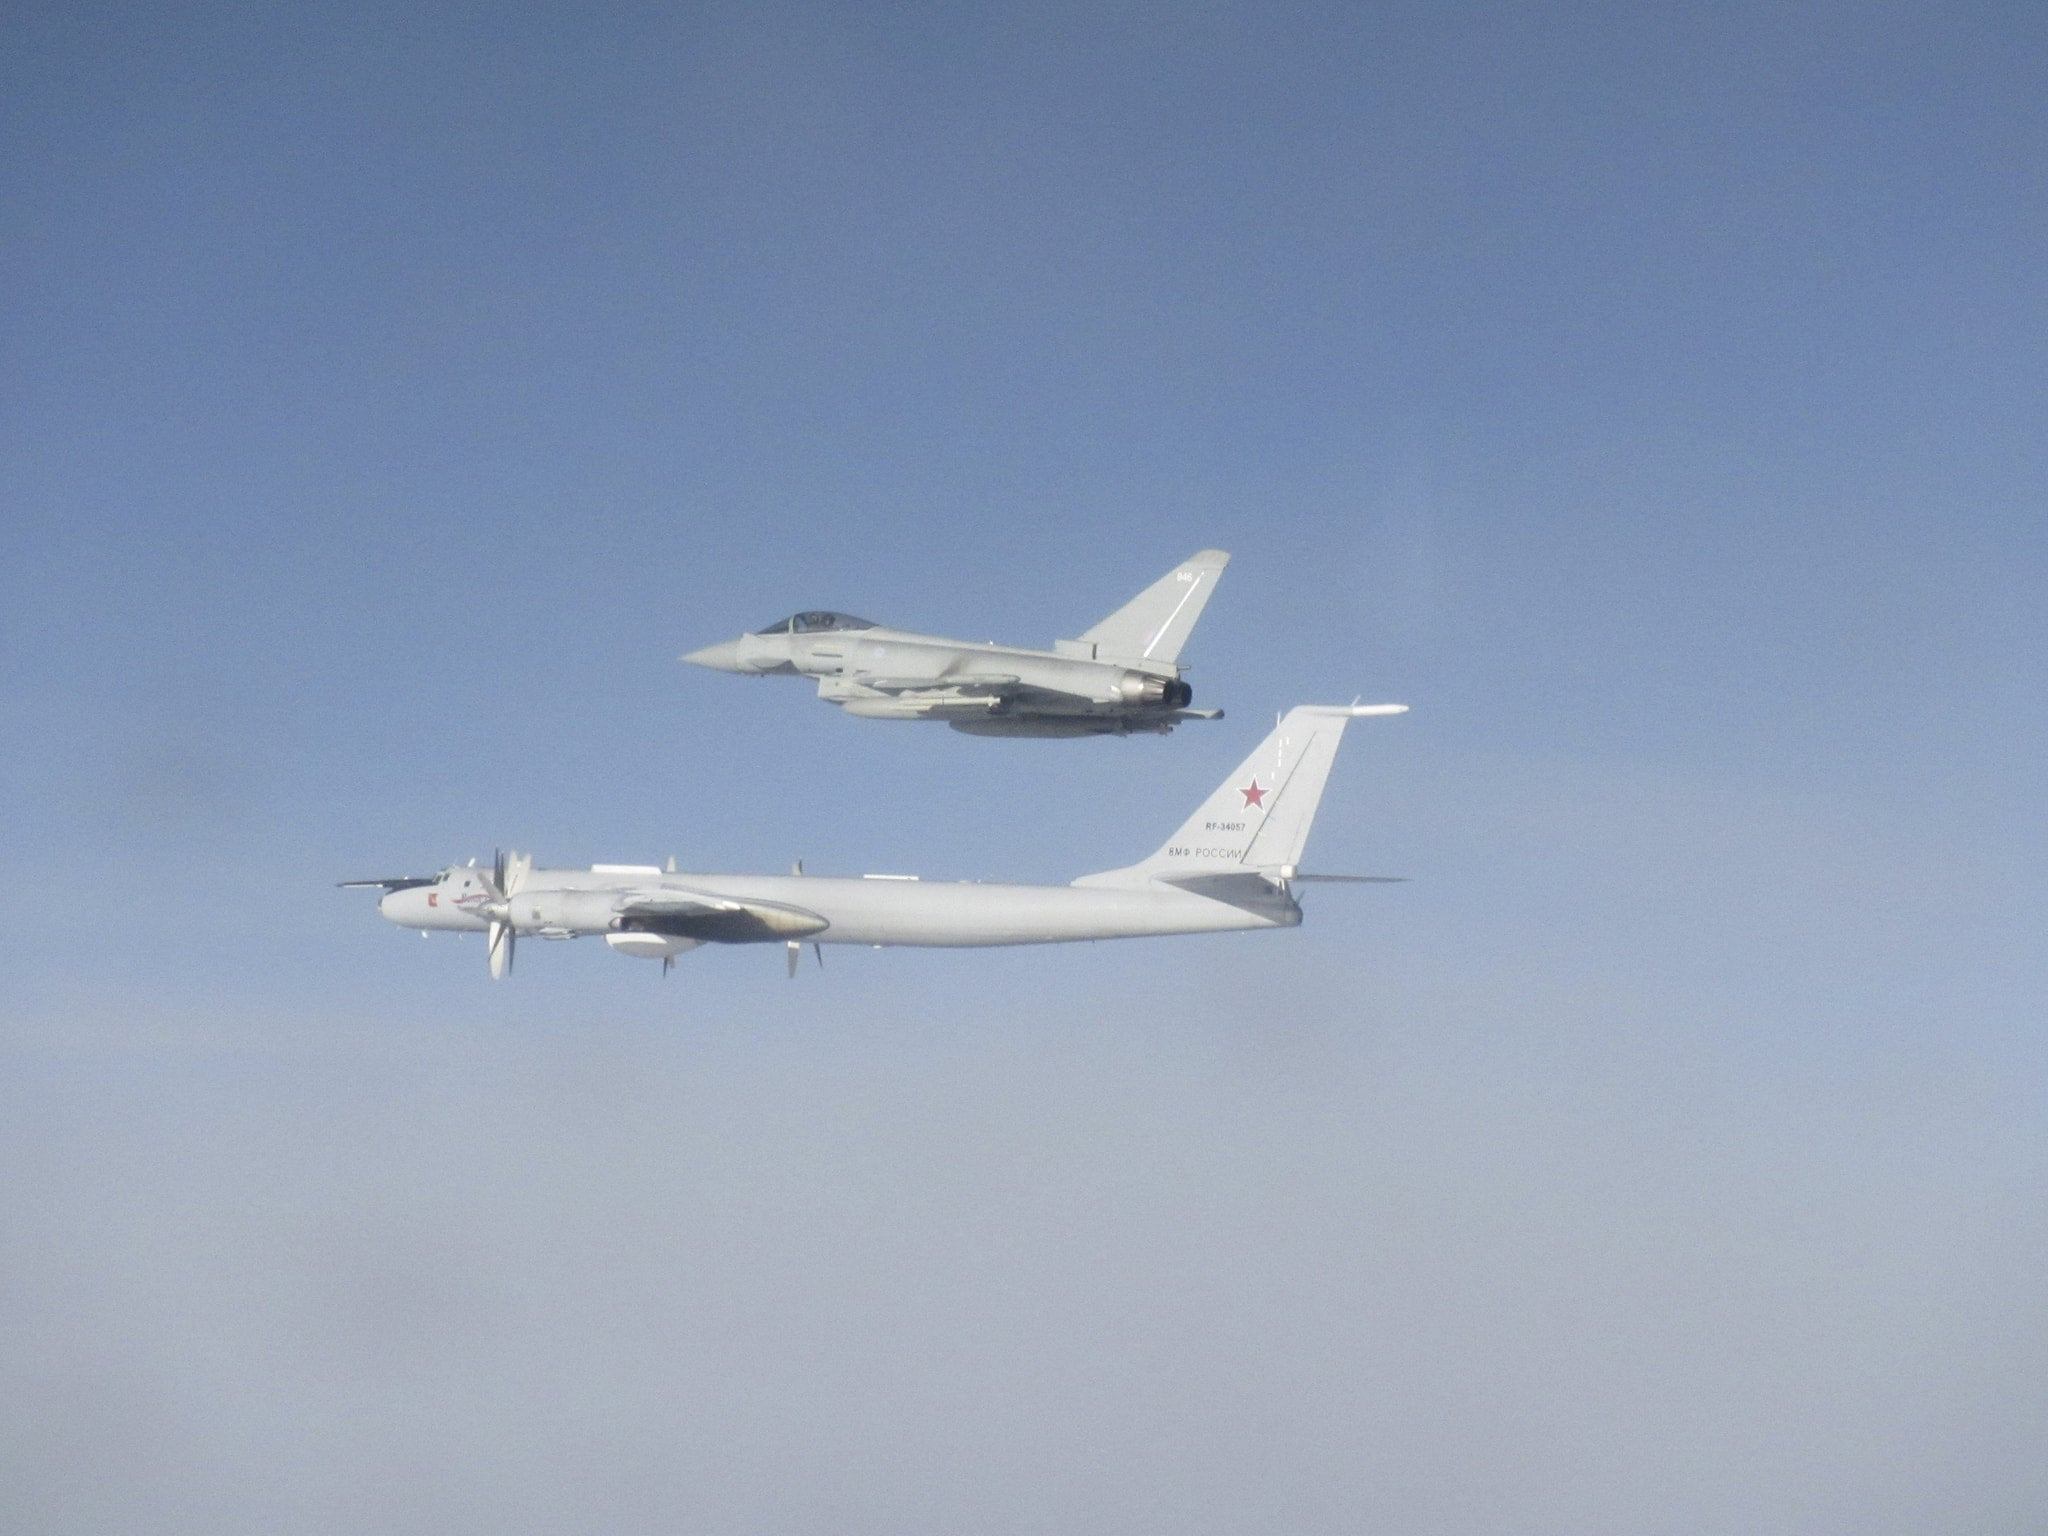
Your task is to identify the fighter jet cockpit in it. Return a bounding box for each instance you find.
[752,611,878,635]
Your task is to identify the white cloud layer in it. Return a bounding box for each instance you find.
[5,982,2041,1535]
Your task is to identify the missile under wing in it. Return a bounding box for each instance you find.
[682,549,1231,736]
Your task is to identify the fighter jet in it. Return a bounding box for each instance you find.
[344,702,1406,977]
[681,549,1231,736]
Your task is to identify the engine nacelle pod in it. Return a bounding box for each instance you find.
[516,891,623,932]
[604,932,700,961]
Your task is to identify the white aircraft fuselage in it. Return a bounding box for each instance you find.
[680,550,1231,736]
[351,703,1404,977]
[379,868,1298,949]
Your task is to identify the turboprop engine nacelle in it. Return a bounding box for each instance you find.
[513,891,623,933]
[605,932,701,961]
[1113,672,1193,710]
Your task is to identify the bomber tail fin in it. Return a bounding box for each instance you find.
[1075,703,1406,887]
[1073,549,1230,666]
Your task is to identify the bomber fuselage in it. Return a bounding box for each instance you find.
[378,865,1298,949]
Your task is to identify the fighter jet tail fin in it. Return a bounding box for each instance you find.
[1074,703,1405,887]
[1074,549,1230,666]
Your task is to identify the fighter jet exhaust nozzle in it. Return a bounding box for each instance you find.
[1113,672,1193,710]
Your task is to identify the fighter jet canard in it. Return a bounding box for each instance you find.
[344,702,1407,978]
[680,549,1231,737]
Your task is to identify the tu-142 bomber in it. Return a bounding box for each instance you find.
[345,703,1406,978]
[682,549,1231,737]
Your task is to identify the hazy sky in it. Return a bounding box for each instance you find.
[4,3,2044,1531]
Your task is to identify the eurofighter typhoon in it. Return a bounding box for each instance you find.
[681,549,1231,736]
[345,702,1405,977]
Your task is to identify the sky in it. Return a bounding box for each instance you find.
[3,1,2045,1530]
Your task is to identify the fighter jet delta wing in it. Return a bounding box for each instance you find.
[681,550,1233,737]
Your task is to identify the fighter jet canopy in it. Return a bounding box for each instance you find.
[754,611,877,635]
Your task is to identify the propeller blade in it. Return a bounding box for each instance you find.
[479,851,531,927]
[812,942,824,970]
[786,940,800,979]
[488,920,515,979]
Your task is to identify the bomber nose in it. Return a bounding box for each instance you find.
[378,888,417,924]
[681,639,746,672]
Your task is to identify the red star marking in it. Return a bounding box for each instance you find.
[1239,779,1267,809]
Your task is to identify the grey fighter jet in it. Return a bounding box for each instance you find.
[681,549,1231,736]
[344,702,1406,977]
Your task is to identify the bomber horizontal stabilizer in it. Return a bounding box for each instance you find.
[1284,874,1407,883]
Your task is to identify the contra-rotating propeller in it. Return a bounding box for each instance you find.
[478,848,533,979]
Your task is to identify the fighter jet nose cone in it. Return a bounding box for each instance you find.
[681,639,746,672]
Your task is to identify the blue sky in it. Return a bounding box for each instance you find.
[4,3,2044,1530]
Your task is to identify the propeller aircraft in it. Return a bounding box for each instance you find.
[344,703,1406,978]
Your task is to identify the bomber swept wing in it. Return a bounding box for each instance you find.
[612,888,827,942]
